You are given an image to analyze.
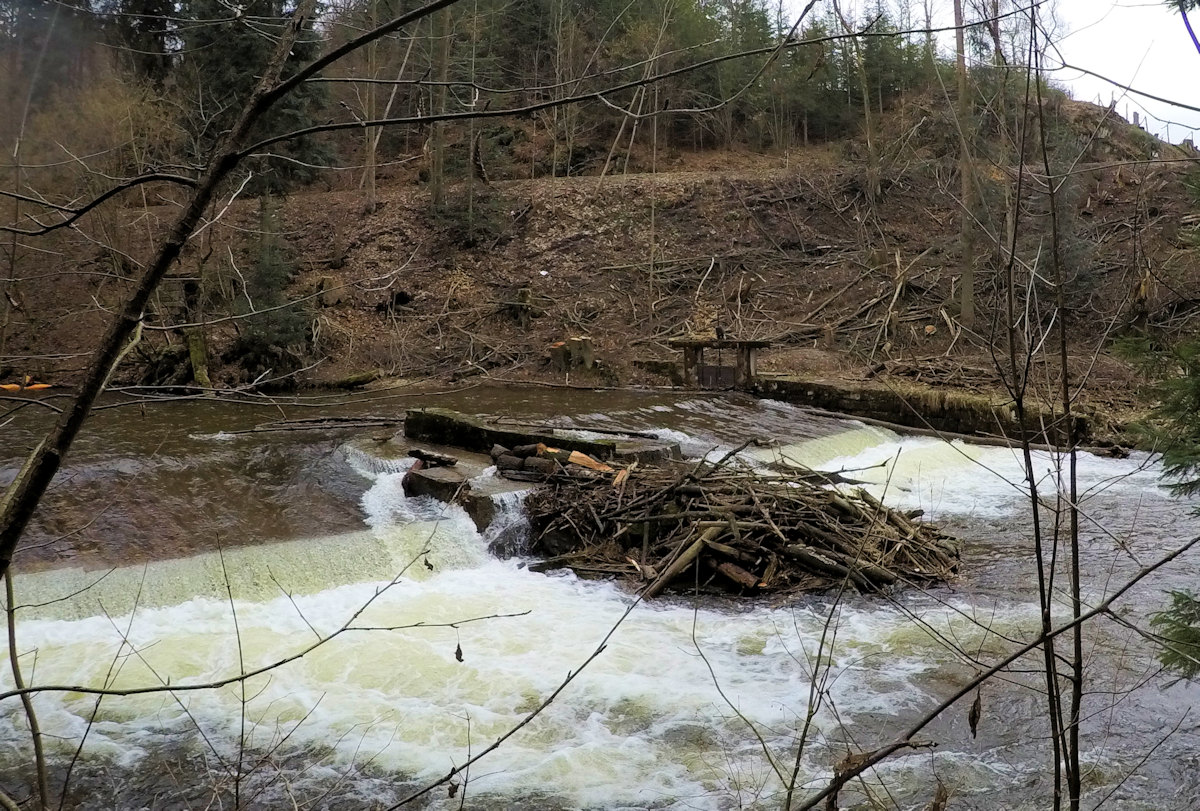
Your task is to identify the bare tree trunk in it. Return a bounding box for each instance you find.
[430,7,450,207]
[364,0,379,213]
[1003,16,1065,808]
[5,570,47,809]
[834,1,879,205]
[0,0,418,577]
[1032,19,1083,808]
[371,35,416,162]
[0,163,17,366]
[466,0,480,226]
[955,0,978,328]
[1,0,469,576]
[1,8,58,370]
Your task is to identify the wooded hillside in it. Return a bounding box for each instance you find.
[2,0,1197,401]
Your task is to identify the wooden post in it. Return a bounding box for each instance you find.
[735,344,750,388]
[681,346,699,387]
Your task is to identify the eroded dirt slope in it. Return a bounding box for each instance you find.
[5,101,1199,428]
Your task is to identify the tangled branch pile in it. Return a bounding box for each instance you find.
[524,453,960,599]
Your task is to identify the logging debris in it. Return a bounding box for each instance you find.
[522,453,959,599]
[491,441,614,481]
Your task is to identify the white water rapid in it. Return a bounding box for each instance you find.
[3,400,1198,810]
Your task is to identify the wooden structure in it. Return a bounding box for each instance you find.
[667,337,770,388]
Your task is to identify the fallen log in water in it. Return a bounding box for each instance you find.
[409,448,459,467]
[523,455,960,599]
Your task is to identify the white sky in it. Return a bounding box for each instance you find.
[1053,0,1200,144]
[787,1,1200,145]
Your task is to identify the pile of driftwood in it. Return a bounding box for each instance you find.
[523,452,960,598]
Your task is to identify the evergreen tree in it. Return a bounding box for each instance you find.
[225,195,309,383]
[178,0,329,192]
[0,0,97,94]
[1152,592,1200,679]
[97,0,175,85]
[1142,173,1200,496]
[860,8,922,114]
[712,0,774,145]
[1146,169,1200,680]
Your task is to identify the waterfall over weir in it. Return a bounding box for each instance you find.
[2,397,1198,810]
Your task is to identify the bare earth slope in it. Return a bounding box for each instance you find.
[5,101,1199,435]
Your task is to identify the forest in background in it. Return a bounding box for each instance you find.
[3,0,956,194]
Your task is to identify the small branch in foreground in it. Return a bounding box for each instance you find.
[0,174,198,237]
[388,587,651,808]
[0,610,529,704]
[5,569,48,810]
[795,533,1200,810]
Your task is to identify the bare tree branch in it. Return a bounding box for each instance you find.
[796,534,1200,810]
[240,1,1048,158]
[0,0,332,577]
[0,174,199,237]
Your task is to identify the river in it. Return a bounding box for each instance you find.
[1,386,1198,809]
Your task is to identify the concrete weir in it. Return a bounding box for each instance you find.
[403,408,679,463]
[399,408,680,538]
[751,375,1095,444]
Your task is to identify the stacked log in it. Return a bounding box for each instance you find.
[491,442,614,481]
[523,454,959,598]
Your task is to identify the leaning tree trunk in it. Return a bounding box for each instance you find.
[0,0,465,578]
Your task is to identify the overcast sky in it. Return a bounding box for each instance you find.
[787,1,1200,145]
[1053,0,1199,144]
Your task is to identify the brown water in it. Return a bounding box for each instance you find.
[2,386,847,570]
[1,385,1199,810]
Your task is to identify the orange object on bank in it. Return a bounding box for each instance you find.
[0,376,51,392]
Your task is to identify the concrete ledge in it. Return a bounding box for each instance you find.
[752,375,1092,443]
[402,465,470,501]
[405,408,619,459]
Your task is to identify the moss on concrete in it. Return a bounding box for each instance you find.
[753,376,1092,443]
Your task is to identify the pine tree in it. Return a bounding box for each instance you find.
[178,0,330,192]
[0,0,96,93]
[97,0,175,84]
[1146,169,1200,680]
[1151,591,1200,679]
[225,195,309,384]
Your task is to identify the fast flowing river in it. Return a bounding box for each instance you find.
[1,387,1198,810]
